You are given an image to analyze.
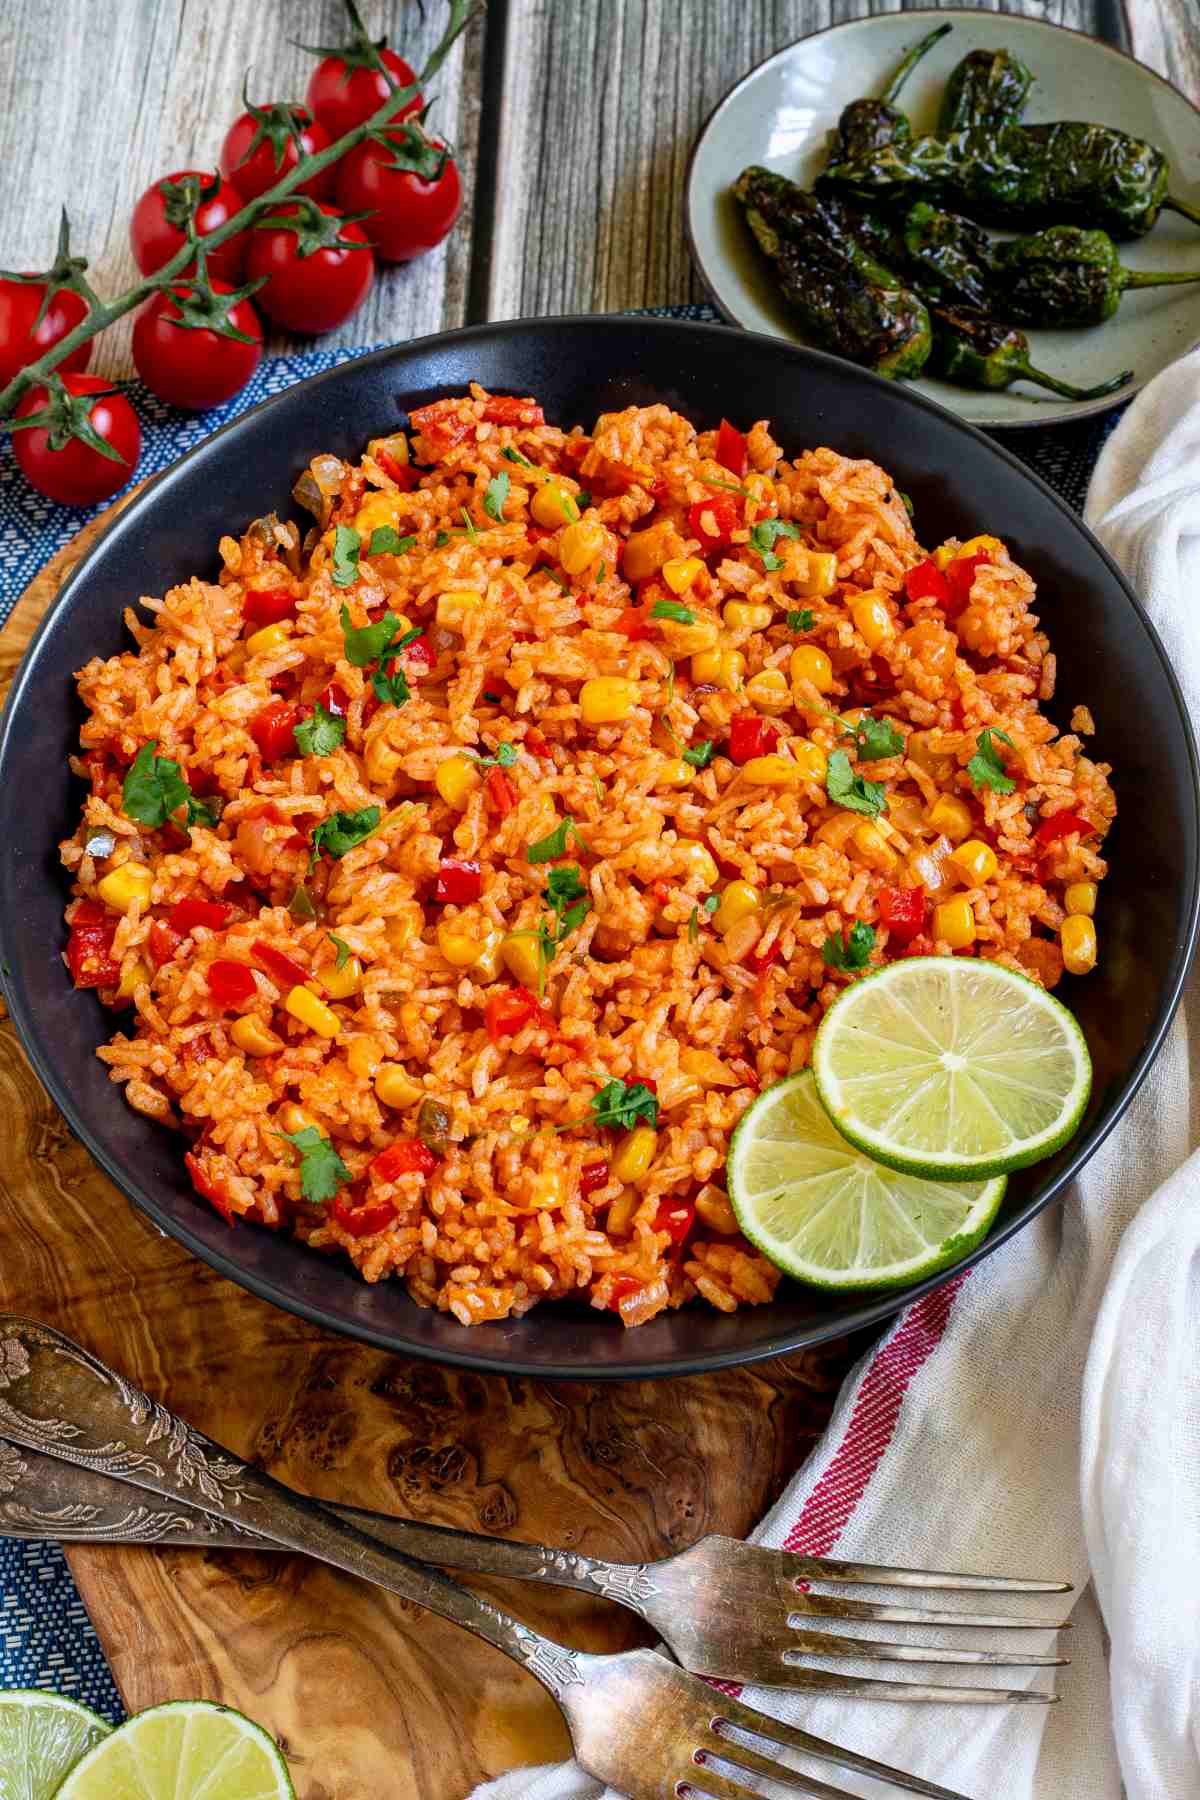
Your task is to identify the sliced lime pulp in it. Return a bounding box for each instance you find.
[51,1700,293,1800]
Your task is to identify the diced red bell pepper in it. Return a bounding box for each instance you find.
[716,418,749,479]
[877,885,926,944]
[65,904,120,989]
[318,682,349,718]
[252,939,311,990]
[485,767,518,817]
[748,939,781,975]
[481,395,545,426]
[333,1190,399,1237]
[169,898,231,934]
[1035,809,1095,847]
[728,713,781,765]
[615,605,652,641]
[688,493,740,555]
[243,588,297,627]
[903,558,950,607]
[374,446,418,490]
[485,986,540,1044]
[148,919,185,968]
[581,1161,609,1197]
[653,1198,696,1245]
[607,1275,645,1311]
[943,551,990,620]
[250,698,301,762]
[206,960,257,1006]
[184,1150,236,1225]
[435,857,482,904]
[371,1139,438,1182]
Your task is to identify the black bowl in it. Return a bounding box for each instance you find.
[1,317,1196,1379]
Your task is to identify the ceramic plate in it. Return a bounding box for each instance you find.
[685,8,1200,428]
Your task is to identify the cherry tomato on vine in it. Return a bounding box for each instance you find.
[336,125,461,263]
[132,281,263,410]
[129,172,249,283]
[306,46,423,141]
[245,200,374,334]
[0,279,91,391]
[12,373,141,506]
[220,100,335,203]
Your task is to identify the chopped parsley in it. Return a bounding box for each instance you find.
[841,712,904,762]
[475,741,519,769]
[122,743,216,832]
[527,816,589,864]
[590,1077,658,1132]
[366,525,415,559]
[682,739,715,769]
[331,523,364,587]
[294,701,345,758]
[651,598,695,625]
[501,446,534,468]
[967,728,1016,795]
[821,920,877,973]
[825,749,888,818]
[748,518,800,572]
[309,805,381,867]
[328,933,353,970]
[787,609,815,633]
[483,471,510,522]
[278,1125,351,1205]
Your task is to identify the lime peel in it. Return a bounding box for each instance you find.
[50,1699,293,1800]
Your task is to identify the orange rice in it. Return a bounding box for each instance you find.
[60,385,1114,1327]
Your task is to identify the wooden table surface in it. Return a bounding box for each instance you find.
[1,1,1199,1795]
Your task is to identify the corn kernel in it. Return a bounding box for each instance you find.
[657,616,720,657]
[385,905,423,951]
[959,534,1003,558]
[695,1189,740,1233]
[530,477,579,529]
[744,669,790,712]
[790,644,835,695]
[560,519,606,576]
[116,957,149,1000]
[580,677,639,725]
[796,551,838,597]
[607,1189,641,1234]
[97,863,153,913]
[933,897,976,949]
[926,794,973,844]
[472,926,504,981]
[852,821,899,872]
[278,1102,316,1135]
[374,1063,425,1109]
[347,1035,384,1079]
[437,919,485,967]
[1061,914,1097,975]
[323,955,362,1000]
[622,520,677,582]
[680,1048,740,1089]
[933,543,957,570]
[790,738,829,782]
[676,840,719,886]
[501,932,545,988]
[434,752,482,810]
[851,592,893,651]
[530,1168,566,1210]
[610,1124,657,1185]
[1064,881,1097,918]
[245,621,292,657]
[284,985,341,1039]
[354,492,402,537]
[436,589,483,631]
[742,753,802,789]
[713,880,761,935]
[690,648,744,691]
[723,601,773,633]
[662,556,704,594]
[656,757,692,788]
[231,1015,283,1056]
[950,838,999,884]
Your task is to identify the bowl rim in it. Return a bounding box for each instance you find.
[683,5,1200,432]
[2,311,1197,1379]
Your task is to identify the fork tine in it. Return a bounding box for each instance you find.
[787,1626,1067,1667]
[792,1554,1071,1593]
[792,1590,1072,1629]
[697,1735,868,1799]
[761,1666,1058,1703]
[713,1693,979,1800]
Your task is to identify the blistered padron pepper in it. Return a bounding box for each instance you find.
[937,48,1034,135]
[830,21,952,162]
[928,304,1132,399]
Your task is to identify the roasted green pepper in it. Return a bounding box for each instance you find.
[831,21,952,161]
[928,304,1133,399]
[901,202,996,308]
[937,49,1034,135]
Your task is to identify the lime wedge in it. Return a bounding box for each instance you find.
[0,1689,110,1800]
[51,1701,293,1800]
[728,1069,1005,1289]
[812,956,1092,1179]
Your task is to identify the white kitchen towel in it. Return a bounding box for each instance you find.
[469,351,1200,1800]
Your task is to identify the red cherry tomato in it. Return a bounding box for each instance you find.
[335,127,461,264]
[434,857,482,905]
[0,279,91,391]
[65,901,120,989]
[250,698,301,761]
[652,1198,696,1246]
[12,373,141,506]
[206,960,257,1006]
[245,201,374,334]
[131,282,262,411]
[243,587,297,627]
[168,898,231,934]
[220,103,334,203]
[129,172,249,282]
[306,45,423,140]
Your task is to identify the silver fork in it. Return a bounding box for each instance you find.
[0,1317,1069,1705]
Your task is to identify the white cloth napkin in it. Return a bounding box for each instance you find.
[469,353,1200,1800]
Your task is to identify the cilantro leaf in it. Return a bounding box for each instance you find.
[597,560,607,583]
[590,1078,658,1132]
[749,518,801,572]
[825,749,888,818]
[435,530,451,547]
[367,525,416,558]
[528,816,589,864]
[341,603,403,667]
[682,739,715,769]
[331,523,362,588]
[460,506,479,542]
[787,609,814,632]
[309,805,381,867]
[294,701,346,758]
[842,713,904,762]
[278,1125,351,1205]
[121,742,214,832]
[483,471,510,522]
[501,446,534,468]
[967,728,1016,795]
[483,690,503,704]
[371,659,411,708]
[651,599,695,625]
[576,490,592,509]
[328,933,352,970]
[821,920,877,973]
[546,863,587,913]
[556,898,590,938]
[476,741,518,769]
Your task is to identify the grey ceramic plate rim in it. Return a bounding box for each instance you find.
[683,6,1200,431]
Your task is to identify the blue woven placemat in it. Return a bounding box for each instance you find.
[0,301,1122,1716]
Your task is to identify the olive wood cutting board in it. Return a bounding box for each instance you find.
[0,500,859,1797]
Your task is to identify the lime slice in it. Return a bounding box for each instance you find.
[812,956,1091,1179]
[0,1690,110,1800]
[728,1069,1005,1289]
[52,1701,293,1800]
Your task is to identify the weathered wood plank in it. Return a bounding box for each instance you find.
[0,1,483,376]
